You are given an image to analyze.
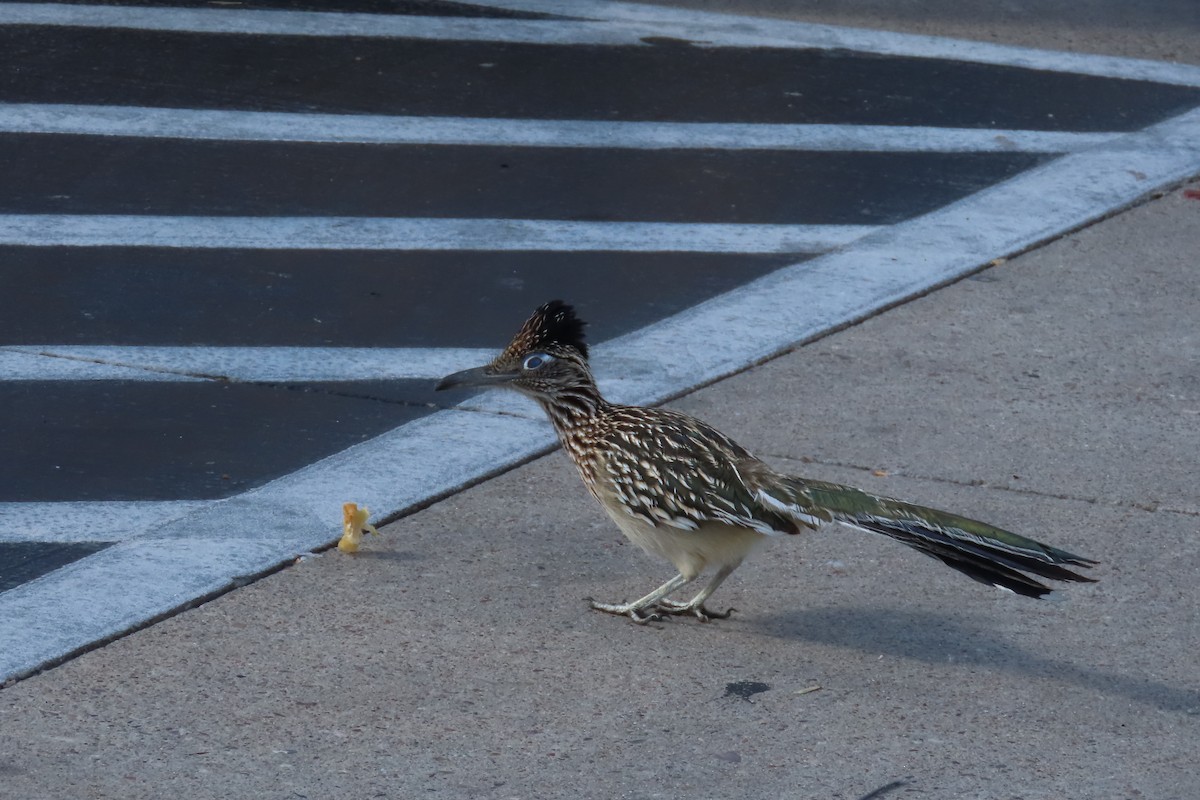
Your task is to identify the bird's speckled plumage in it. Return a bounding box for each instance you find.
[436,301,1097,623]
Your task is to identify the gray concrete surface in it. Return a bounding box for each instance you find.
[643,0,1200,65]
[3,4,1200,799]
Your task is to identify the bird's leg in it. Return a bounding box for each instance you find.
[588,572,693,624]
[651,564,739,621]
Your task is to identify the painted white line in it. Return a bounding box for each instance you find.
[479,0,1200,88]
[0,216,878,253]
[1,346,499,383]
[0,501,213,543]
[0,349,195,381]
[4,2,1200,87]
[0,104,1122,152]
[0,3,640,45]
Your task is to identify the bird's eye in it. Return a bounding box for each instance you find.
[522,353,552,370]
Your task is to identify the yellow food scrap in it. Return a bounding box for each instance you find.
[338,502,378,553]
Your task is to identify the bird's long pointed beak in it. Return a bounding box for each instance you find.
[435,365,513,392]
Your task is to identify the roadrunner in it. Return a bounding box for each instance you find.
[436,301,1096,623]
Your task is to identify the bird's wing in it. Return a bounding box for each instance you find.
[599,410,806,536]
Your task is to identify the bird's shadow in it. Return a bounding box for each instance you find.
[751,605,1199,716]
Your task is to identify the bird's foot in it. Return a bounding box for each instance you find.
[652,599,737,622]
[586,597,664,625]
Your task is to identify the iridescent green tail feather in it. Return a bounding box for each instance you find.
[774,476,1098,598]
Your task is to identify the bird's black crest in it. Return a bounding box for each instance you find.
[510,300,588,359]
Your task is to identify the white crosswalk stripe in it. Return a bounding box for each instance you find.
[0,216,881,252]
[1,346,499,382]
[0,104,1123,153]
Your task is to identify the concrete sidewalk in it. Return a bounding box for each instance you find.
[3,7,1199,800]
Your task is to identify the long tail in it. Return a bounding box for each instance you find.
[767,475,1097,598]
